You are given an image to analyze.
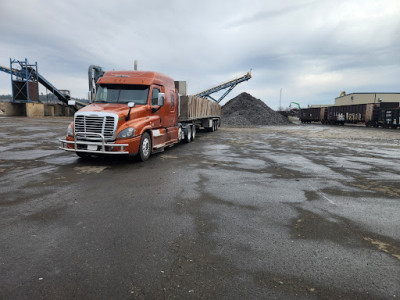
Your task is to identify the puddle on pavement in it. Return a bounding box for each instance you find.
[74,166,108,174]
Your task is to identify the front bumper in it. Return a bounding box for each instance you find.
[59,132,129,155]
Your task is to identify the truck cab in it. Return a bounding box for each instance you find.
[60,71,180,161]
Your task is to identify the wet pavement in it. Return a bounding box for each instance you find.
[0,116,399,299]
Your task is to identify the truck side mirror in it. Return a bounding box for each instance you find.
[158,93,165,106]
[68,100,76,106]
[126,102,135,121]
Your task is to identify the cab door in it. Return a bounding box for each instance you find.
[166,91,179,143]
[150,86,163,128]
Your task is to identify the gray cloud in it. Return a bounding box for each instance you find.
[0,0,399,109]
[227,1,316,28]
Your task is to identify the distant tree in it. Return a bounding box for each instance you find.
[0,94,12,100]
[0,94,88,103]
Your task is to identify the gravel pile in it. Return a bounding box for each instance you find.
[221,92,291,127]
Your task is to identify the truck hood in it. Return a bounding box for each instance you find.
[78,103,146,118]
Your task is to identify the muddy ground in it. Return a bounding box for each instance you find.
[0,116,399,299]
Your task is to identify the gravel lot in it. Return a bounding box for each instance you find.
[0,117,399,299]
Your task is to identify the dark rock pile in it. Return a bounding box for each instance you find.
[221,92,291,127]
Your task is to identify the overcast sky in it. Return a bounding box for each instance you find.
[1,0,399,109]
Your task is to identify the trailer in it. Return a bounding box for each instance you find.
[179,95,221,132]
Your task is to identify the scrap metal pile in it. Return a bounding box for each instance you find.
[221,92,291,127]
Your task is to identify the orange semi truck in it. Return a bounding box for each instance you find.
[59,70,221,161]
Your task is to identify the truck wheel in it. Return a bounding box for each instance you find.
[178,127,183,143]
[138,132,151,161]
[191,125,196,141]
[185,126,192,143]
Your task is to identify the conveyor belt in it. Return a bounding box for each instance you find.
[0,64,86,110]
[194,71,252,103]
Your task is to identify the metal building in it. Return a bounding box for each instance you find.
[335,92,400,106]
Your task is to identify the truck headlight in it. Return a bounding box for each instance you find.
[67,124,74,137]
[117,127,135,139]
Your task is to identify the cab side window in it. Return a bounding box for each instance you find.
[151,88,160,106]
[171,94,174,108]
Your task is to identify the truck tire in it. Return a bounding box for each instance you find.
[185,126,192,143]
[191,125,196,141]
[178,127,183,143]
[138,132,151,161]
[210,122,215,132]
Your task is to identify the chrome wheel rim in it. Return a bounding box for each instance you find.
[178,127,182,142]
[143,138,150,157]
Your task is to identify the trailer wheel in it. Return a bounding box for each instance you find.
[138,132,151,161]
[185,126,192,143]
[191,125,196,141]
[210,122,215,132]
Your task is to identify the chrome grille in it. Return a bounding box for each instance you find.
[75,115,116,140]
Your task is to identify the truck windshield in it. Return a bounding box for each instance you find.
[95,84,149,104]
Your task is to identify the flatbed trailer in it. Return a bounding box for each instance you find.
[179,95,221,131]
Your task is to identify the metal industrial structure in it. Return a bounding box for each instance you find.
[0,58,85,110]
[0,59,39,102]
[194,71,252,103]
